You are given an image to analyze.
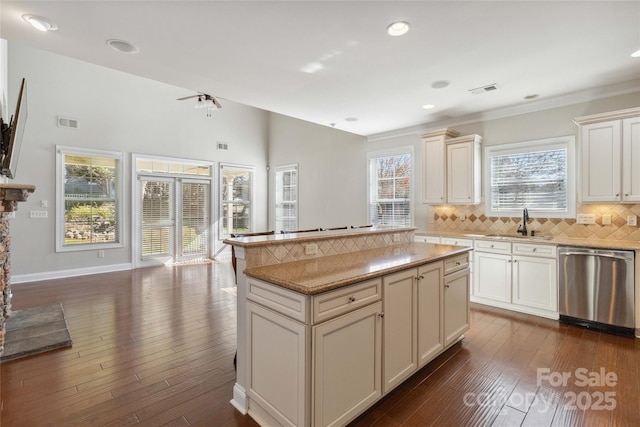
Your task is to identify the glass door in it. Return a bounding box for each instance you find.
[140,177,175,261]
[179,179,210,259]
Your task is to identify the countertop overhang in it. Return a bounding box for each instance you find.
[416,230,640,251]
[244,242,471,295]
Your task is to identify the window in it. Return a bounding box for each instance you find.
[274,164,298,232]
[220,164,254,237]
[484,136,575,218]
[368,149,413,227]
[56,146,124,251]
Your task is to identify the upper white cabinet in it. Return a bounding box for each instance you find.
[421,129,459,204]
[574,107,640,203]
[446,134,482,204]
[421,128,482,205]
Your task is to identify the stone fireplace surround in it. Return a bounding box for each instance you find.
[0,184,35,355]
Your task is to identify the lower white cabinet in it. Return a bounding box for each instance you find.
[313,302,383,427]
[245,253,470,427]
[472,240,558,319]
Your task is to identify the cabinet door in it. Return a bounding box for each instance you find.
[622,117,640,203]
[247,302,307,427]
[417,261,444,367]
[383,268,418,393]
[444,268,470,347]
[313,302,383,427]
[581,120,622,202]
[447,142,474,204]
[423,136,446,204]
[473,252,511,303]
[512,256,557,312]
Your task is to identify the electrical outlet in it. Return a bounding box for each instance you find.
[602,214,612,225]
[392,233,400,242]
[97,250,105,258]
[628,215,637,227]
[305,243,317,255]
[29,210,48,219]
[460,213,466,221]
[576,213,595,225]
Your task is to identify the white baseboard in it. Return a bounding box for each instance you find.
[11,263,133,284]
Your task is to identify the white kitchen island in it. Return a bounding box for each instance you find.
[224,228,472,427]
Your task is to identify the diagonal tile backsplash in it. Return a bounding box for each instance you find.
[427,203,640,241]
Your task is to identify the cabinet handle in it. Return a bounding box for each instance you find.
[378,312,385,318]
[532,248,537,252]
[508,260,512,263]
[616,193,620,197]
[455,261,461,266]
[490,244,494,248]
[625,193,629,197]
[348,296,356,303]
[445,284,450,288]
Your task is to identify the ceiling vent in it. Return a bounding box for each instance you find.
[469,84,499,95]
[217,142,229,151]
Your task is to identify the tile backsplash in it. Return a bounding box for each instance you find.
[427,203,640,241]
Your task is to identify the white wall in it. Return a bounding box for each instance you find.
[8,42,269,279]
[268,114,368,229]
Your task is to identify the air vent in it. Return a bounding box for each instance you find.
[57,116,79,129]
[469,84,499,95]
[217,142,229,151]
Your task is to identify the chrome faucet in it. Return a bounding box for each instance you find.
[517,208,529,236]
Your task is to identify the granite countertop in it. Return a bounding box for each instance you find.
[244,242,471,295]
[224,226,416,248]
[416,230,640,251]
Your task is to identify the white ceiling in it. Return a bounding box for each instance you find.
[1,1,640,136]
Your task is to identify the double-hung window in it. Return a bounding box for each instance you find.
[220,164,254,237]
[56,146,124,251]
[368,148,413,227]
[274,164,298,232]
[484,136,575,218]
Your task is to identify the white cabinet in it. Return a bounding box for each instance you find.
[417,262,444,366]
[422,129,459,204]
[575,108,640,203]
[472,239,558,319]
[444,268,470,347]
[313,302,383,427]
[414,235,441,244]
[446,134,482,204]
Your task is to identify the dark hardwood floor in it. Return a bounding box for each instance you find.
[1,258,638,426]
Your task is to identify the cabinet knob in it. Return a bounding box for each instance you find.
[533,248,537,252]
[616,193,620,197]
[490,244,494,248]
[348,296,356,303]
[625,193,629,197]
[455,261,461,266]
[445,284,450,289]
[378,312,385,318]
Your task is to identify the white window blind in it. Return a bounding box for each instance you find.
[181,182,209,256]
[220,164,254,237]
[485,136,575,218]
[141,180,172,257]
[275,165,298,232]
[369,151,412,227]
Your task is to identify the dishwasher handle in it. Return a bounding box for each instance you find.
[559,251,633,261]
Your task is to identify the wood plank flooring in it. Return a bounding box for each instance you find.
[1,259,638,426]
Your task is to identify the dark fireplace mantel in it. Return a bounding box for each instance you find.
[0,183,35,355]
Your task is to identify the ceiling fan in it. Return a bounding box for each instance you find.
[177,93,222,116]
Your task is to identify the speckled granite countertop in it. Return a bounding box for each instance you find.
[244,243,471,295]
[416,230,640,251]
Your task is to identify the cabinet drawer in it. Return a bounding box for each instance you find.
[441,237,474,247]
[247,278,308,323]
[512,242,557,258]
[312,278,382,324]
[444,253,469,275]
[474,239,511,254]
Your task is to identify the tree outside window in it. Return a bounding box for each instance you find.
[369,152,412,227]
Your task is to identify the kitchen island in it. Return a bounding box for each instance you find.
[225,227,472,426]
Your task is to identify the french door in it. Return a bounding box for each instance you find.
[139,176,211,264]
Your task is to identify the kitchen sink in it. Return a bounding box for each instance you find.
[484,233,553,241]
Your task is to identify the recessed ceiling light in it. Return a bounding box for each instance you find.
[422,104,436,109]
[387,21,410,37]
[524,94,539,100]
[431,80,451,89]
[22,14,57,32]
[106,39,140,55]
[632,49,640,58]
[345,117,359,122]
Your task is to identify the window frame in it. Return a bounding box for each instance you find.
[56,145,125,252]
[273,164,299,232]
[367,146,414,227]
[483,135,576,219]
[219,163,255,238]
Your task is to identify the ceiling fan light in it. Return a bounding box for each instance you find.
[387,21,410,37]
[22,14,57,32]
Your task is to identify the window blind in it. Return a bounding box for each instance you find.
[369,153,411,226]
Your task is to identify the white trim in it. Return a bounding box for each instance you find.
[56,145,126,253]
[367,145,415,227]
[12,263,133,284]
[483,135,576,219]
[273,163,298,232]
[219,162,256,238]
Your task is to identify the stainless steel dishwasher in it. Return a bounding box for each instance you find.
[558,246,635,336]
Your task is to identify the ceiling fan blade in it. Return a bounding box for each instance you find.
[176,95,199,101]
[212,97,222,109]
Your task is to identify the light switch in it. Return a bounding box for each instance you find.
[628,216,637,227]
